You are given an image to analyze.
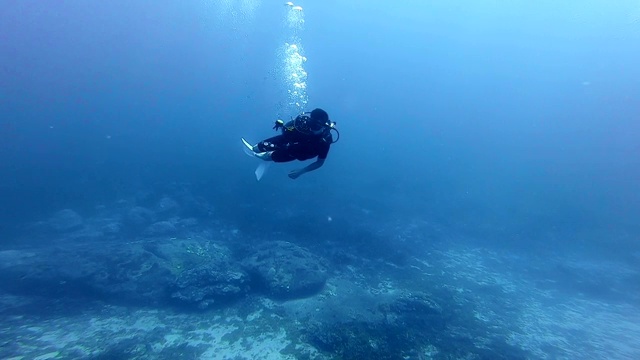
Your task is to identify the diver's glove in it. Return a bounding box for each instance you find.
[273,119,285,131]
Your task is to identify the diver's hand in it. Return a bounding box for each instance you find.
[288,169,304,179]
[273,119,285,131]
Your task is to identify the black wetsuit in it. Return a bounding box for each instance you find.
[257,126,332,163]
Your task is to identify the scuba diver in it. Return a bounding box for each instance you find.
[242,108,339,179]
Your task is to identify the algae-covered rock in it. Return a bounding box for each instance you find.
[0,239,247,309]
[242,241,327,300]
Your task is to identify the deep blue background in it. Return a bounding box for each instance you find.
[1,1,639,252]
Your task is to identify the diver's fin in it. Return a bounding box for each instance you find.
[255,162,271,181]
[242,138,254,151]
[242,138,256,157]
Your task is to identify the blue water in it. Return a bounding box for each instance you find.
[1,1,639,359]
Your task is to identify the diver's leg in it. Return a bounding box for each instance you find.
[254,151,273,161]
[254,150,295,162]
[256,135,287,152]
[270,150,296,163]
[249,135,295,162]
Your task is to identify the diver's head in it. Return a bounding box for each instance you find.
[310,108,329,123]
[294,108,332,135]
[307,108,330,134]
